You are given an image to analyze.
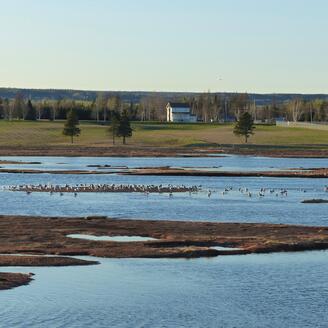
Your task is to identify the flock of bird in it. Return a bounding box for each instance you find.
[5,183,328,199]
[206,185,328,198]
[7,183,201,196]
[208,187,291,198]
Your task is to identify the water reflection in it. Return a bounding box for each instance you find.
[0,251,328,328]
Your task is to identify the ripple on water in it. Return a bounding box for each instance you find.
[0,252,328,327]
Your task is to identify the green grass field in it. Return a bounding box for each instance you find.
[0,120,327,149]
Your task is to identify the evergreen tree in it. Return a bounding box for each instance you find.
[25,100,37,120]
[63,109,81,144]
[233,112,255,143]
[117,109,132,145]
[109,111,121,145]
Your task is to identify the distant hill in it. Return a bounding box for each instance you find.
[0,87,327,105]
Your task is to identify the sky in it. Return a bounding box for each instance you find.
[0,0,327,93]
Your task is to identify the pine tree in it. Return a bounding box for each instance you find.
[117,109,132,145]
[233,112,255,143]
[109,111,121,145]
[25,100,37,121]
[63,109,81,144]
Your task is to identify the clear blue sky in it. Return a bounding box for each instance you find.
[0,0,327,93]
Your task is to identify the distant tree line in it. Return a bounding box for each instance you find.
[0,93,136,121]
[0,92,327,123]
[187,93,328,123]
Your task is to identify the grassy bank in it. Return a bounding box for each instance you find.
[0,120,327,149]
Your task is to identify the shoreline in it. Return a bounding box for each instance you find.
[2,215,328,289]
[124,167,328,178]
[0,272,34,291]
[0,145,327,158]
[0,167,327,178]
[2,215,328,258]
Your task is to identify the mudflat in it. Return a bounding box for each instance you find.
[0,145,327,158]
[2,215,328,258]
[0,272,34,291]
[2,215,328,290]
[1,166,327,177]
[124,167,328,178]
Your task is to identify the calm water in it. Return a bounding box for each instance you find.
[1,156,328,328]
[0,154,327,172]
[0,174,327,226]
[67,235,158,242]
[1,252,328,328]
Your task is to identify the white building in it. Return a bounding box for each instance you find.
[166,103,197,123]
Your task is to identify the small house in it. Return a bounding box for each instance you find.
[166,103,197,123]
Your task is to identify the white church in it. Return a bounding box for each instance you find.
[166,102,197,123]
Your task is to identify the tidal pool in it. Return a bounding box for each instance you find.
[67,234,158,242]
[211,246,241,251]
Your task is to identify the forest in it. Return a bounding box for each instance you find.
[0,91,327,123]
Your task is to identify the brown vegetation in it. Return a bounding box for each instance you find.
[0,255,98,267]
[125,167,328,178]
[1,165,327,178]
[0,144,328,158]
[0,145,224,157]
[2,215,328,289]
[1,215,328,258]
[0,272,34,291]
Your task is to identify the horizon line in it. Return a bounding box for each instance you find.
[1,85,328,96]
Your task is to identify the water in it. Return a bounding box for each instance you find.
[0,173,327,226]
[0,155,327,172]
[211,246,241,251]
[1,155,328,327]
[67,234,158,242]
[1,252,328,328]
